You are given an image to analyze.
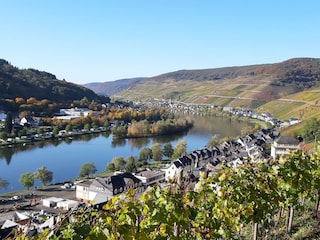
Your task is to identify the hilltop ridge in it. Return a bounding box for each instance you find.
[0,59,108,107]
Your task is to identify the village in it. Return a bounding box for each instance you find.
[0,104,304,238]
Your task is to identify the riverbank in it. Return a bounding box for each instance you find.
[0,127,109,148]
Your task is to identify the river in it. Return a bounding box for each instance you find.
[0,115,253,194]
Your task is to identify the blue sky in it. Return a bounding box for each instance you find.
[1,1,319,84]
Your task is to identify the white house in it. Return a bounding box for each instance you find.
[42,197,64,208]
[271,136,301,159]
[56,199,79,210]
[76,172,144,205]
[163,155,192,182]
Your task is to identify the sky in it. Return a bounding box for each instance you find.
[1,1,320,85]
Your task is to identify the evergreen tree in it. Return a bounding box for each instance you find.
[4,112,13,134]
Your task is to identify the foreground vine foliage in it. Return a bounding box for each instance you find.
[15,150,320,239]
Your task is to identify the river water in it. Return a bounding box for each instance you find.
[0,115,252,194]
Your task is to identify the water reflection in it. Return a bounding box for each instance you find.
[0,132,108,162]
[111,138,126,147]
[127,138,150,150]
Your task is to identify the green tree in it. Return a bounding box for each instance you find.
[19,172,34,190]
[106,162,115,172]
[151,142,163,161]
[34,166,53,186]
[302,117,320,142]
[65,124,72,132]
[79,162,97,178]
[125,156,136,173]
[139,147,152,162]
[37,127,44,134]
[173,140,187,159]
[52,126,59,135]
[163,143,174,159]
[112,156,125,170]
[0,177,9,189]
[0,131,7,140]
[112,125,127,138]
[104,119,110,127]
[84,123,91,131]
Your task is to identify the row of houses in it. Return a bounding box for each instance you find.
[222,107,302,127]
[162,128,302,184]
[0,108,96,128]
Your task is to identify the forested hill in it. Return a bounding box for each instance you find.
[0,59,108,103]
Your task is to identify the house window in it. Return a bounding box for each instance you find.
[114,188,118,194]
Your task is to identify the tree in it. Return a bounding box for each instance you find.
[173,140,187,159]
[139,147,152,162]
[84,123,91,131]
[52,126,59,135]
[65,124,72,132]
[112,157,125,170]
[163,143,174,158]
[302,117,320,142]
[4,112,13,134]
[79,162,97,178]
[207,134,220,147]
[125,156,136,173]
[34,166,53,186]
[19,172,34,190]
[106,162,115,172]
[151,143,163,161]
[0,177,9,189]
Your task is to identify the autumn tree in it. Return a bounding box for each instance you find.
[26,97,38,104]
[15,97,25,104]
[207,134,220,147]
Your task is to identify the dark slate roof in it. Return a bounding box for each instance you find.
[92,172,141,191]
[179,156,191,166]
[111,172,141,189]
[173,160,184,168]
[275,136,300,145]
